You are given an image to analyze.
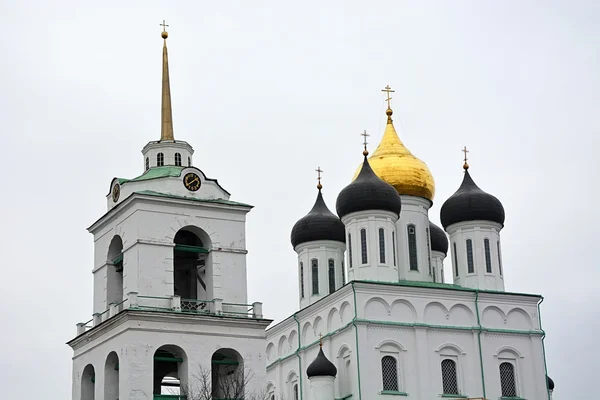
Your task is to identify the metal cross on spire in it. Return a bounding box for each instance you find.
[160,20,169,32]
[319,333,323,348]
[381,84,395,110]
[316,166,323,190]
[361,130,370,156]
[462,146,469,170]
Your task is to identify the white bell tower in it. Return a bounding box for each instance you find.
[68,23,270,400]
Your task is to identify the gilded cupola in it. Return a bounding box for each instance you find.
[353,86,435,202]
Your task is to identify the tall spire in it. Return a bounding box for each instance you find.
[160,20,174,141]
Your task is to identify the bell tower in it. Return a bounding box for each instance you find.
[68,23,270,400]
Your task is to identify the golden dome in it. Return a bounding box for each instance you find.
[353,108,435,201]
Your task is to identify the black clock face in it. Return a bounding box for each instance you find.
[183,172,201,191]
[112,184,120,202]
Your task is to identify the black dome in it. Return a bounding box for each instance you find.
[547,375,555,391]
[291,189,345,248]
[429,221,448,255]
[440,169,505,229]
[336,156,401,219]
[307,347,337,378]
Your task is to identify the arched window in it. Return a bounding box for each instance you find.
[342,260,346,285]
[81,364,95,400]
[407,225,418,270]
[145,157,150,171]
[188,157,191,166]
[360,228,368,264]
[453,243,459,276]
[441,359,459,395]
[175,152,182,166]
[328,259,335,294]
[338,347,352,397]
[484,238,492,273]
[381,355,399,391]
[378,228,386,264]
[500,362,517,397]
[311,259,319,295]
[300,262,304,298]
[426,227,432,275]
[466,239,474,273]
[293,383,299,400]
[104,352,119,400]
[348,233,353,268]
[157,152,164,166]
[497,241,503,276]
[392,231,397,266]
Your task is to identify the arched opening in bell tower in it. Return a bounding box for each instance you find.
[153,345,188,397]
[211,348,244,399]
[104,352,119,400]
[81,364,95,400]
[106,235,124,306]
[173,226,212,305]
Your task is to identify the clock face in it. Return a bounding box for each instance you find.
[183,172,201,191]
[112,184,120,203]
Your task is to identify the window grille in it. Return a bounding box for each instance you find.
[157,152,164,166]
[381,356,399,391]
[145,157,149,171]
[407,225,418,270]
[348,233,353,268]
[360,229,368,264]
[328,259,335,294]
[175,152,182,166]
[392,231,396,266]
[300,262,304,298]
[453,243,459,276]
[500,362,517,397]
[441,359,459,395]
[466,239,474,273]
[312,259,319,295]
[484,239,492,273]
[426,227,432,275]
[293,383,299,400]
[497,241,503,276]
[378,228,386,264]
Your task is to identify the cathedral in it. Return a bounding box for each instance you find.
[68,26,555,400]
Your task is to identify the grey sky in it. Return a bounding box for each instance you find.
[1,0,598,398]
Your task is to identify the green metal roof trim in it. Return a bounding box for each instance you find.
[355,280,542,298]
[122,166,185,184]
[134,190,253,208]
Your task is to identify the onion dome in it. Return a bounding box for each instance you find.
[353,106,435,201]
[429,221,448,255]
[440,164,505,230]
[291,187,345,248]
[547,375,555,391]
[307,345,337,378]
[336,155,402,219]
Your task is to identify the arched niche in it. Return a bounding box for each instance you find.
[104,352,119,400]
[212,348,244,399]
[153,345,188,396]
[106,235,124,306]
[81,364,95,400]
[173,226,213,302]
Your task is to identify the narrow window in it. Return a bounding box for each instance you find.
[426,227,432,275]
[342,260,346,285]
[441,359,459,395]
[392,231,396,266]
[271,396,275,400]
[360,228,368,264]
[145,157,149,171]
[433,268,436,283]
[348,233,353,268]
[293,383,299,400]
[407,225,418,270]
[497,241,503,276]
[328,259,335,294]
[188,157,191,166]
[311,259,319,295]
[381,355,399,391]
[499,362,517,397]
[484,239,492,273]
[453,243,459,276]
[300,262,304,298]
[466,239,474,273]
[378,228,386,264]
[175,152,182,166]
[157,152,164,166]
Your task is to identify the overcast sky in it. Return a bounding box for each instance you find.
[1,0,598,398]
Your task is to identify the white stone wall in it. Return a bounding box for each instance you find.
[431,250,446,284]
[266,282,550,400]
[396,196,434,283]
[446,220,505,291]
[90,195,251,314]
[141,140,194,169]
[70,311,270,400]
[341,210,399,283]
[295,240,346,309]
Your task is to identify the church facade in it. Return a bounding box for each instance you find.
[68,26,555,400]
